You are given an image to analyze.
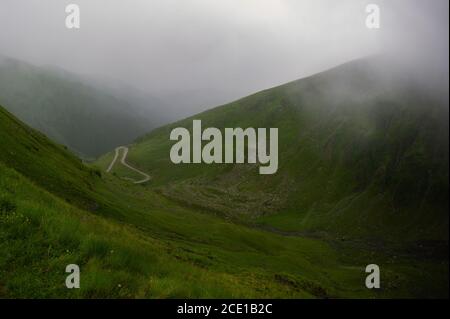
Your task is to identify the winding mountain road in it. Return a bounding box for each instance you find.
[106,146,150,184]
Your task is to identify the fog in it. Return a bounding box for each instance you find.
[0,0,448,118]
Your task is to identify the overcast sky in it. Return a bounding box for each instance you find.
[0,0,448,112]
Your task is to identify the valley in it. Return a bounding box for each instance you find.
[0,57,448,299]
[99,58,448,242]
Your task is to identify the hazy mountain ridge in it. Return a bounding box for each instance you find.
[0,56,165,158]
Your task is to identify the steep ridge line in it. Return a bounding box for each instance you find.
[106,146,150,184]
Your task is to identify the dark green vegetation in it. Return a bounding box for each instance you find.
[0,56,166,158]
[110,58,449,243]
[1,105,399,299]
[1,58,448,298]
[98,58,449,297]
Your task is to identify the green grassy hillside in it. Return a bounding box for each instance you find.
[2,102,447,298]
[0,106,103,209]
[0,56,164,158]
[98,58,449,244]
[1,56,448,298]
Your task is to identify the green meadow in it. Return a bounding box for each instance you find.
[1,58,448,298]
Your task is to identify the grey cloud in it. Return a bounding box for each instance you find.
[0,0,448,117]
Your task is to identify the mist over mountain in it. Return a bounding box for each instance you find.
[1,56,448,298]
[1,0,446,121]
[0,56,169,158]
[109,56,449,242]
[1,0,447,125]
[0,0,448,300]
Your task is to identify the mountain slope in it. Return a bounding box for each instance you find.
[0,105,387,298]
[0,56,163,158]
[1,67,448,297]
[0,105,103,209]
[100,57,449,243]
